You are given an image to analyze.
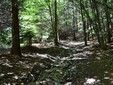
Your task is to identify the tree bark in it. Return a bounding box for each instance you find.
[80,0,87,46]
[47,1,54,39]
[104,0,112,43]
[72,6,77,41]
[11,0,21,56]
[54,0,59,46]
[92,0,106,49]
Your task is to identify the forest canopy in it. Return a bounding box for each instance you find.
[0,0,113,49]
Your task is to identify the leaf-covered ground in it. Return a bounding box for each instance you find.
[0,41,113,85]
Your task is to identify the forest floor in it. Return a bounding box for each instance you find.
[0,40,113,85]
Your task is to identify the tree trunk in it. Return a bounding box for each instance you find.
[11,0,21,56]
[93,0,106,49]
[54,0,59,46]
[104,0,112,43]
[47,1,54,39]
[80,0,87,46]
[72,6,77,41]
[83,21,87,46]
[28,37,32,46]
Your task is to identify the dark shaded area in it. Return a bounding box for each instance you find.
[22,45,72,57]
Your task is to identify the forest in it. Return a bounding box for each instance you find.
[0,0,113,85]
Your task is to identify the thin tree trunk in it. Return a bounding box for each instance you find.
[28,37,32,46]
[87,21,90,41]
[72,6,76,41]
[47,1,54,39]
[54,0,59,46]
[83,21,87,46]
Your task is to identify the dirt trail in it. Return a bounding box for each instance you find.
[0,41,113,85]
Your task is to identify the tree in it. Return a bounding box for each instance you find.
[92,0,106,48]
[54,0,59,46]
[11,0,21,56]
[45,0,59,46]
[104,0,112,43]
[80,0,87,46]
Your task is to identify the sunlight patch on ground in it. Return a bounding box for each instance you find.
[16,60,33,69]
[72,57,86,60]
[61,57,70,60]
[36,53,56,61]
[0,74,5,77]
[83,51,93,55]
[84,78,97,85]
[76,49,83,52]
[32,42,54,48]
[36,53,48,58]
[61,56,86,60]
[96,57,101,60]
[104,77,110,80]
[61,51,93,60]
[32,43,42,47]
[2,63,13,67]
[104,71,108,74]
[73,53,86,57]
[13,75,18,80]
[61,45,69,49]
[64,82,72,85]
[72,51,92,60]
[60,40,92,47]
[68,41,84,46]
[7,72,14,75]
[62,41,85,46]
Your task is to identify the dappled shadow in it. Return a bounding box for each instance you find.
[0,48,10,54]
[1,41,113,84]
[0,54,41,84]
[21,45,72,57]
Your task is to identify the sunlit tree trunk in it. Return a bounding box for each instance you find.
[104,0,112,43]
[87,21,90,41]
[11,0,21,56]
[72,6,77,41]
